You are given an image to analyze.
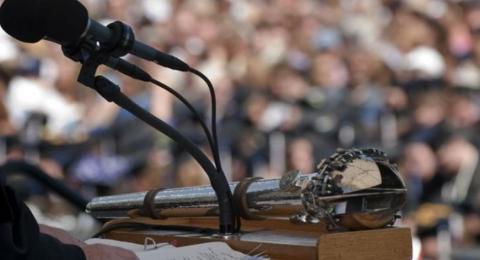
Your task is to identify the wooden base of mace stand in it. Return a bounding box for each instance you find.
[102,217,412,260]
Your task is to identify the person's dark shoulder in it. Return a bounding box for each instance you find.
[0,184,86,260]
[0,185,15,223]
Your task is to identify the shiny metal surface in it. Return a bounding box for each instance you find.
[87,148,407,229]
[87,177,304,219]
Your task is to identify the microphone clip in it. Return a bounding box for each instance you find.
[61,21,134,65]
[62,21,136,88]
[104,21,135,58]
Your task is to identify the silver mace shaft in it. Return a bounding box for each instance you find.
[87,148,407,230]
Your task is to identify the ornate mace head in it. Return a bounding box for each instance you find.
[283,148,406,230]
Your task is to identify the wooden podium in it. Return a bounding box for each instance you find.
[101,217,412,259]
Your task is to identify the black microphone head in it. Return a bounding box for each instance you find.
[0,0,89,45]
[0,0,44,43]
[42,0,89,45]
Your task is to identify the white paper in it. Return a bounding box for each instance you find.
[85,238,266,260]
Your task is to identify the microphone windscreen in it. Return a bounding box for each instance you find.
[42,0,89,45]
[0,0,89,45]
[0,0,45,43]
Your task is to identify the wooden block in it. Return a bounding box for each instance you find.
[317,228,412,260]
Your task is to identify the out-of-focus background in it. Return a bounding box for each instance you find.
[2,0,480,258]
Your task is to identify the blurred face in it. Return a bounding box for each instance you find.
[466,6,480,31]
[311,53,348,89]
[270,67,308,101]
[447,23,473,58]
[388,10,438,52]
[413,93,446,127]
[437,138,478,175]
[421,237,439,260]
[402,143,437,181]
[473,36,480,62]
[448,95,480,128]
[287,138,314,173]
[413,103,445,127]
[347,49,385,86]
[349,51,370,85]
[107,0,131,19]
[55,59,80,90]
[245,94,268,126]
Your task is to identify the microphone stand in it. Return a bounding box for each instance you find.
[62,24,236,234]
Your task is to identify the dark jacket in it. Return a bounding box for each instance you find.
[0,184,85,260]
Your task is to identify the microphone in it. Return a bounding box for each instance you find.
[0,0,190,71]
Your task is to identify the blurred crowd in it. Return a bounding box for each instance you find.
[2,0,480,258]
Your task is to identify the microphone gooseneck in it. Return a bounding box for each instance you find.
[92,76,235,234]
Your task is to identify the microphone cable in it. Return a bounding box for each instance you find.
[104,57,219,169]
[188,68,241,232]
[149,78,217,162]
[152,70,241,232]
[152,68,241,232]
[188,68,223,173]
